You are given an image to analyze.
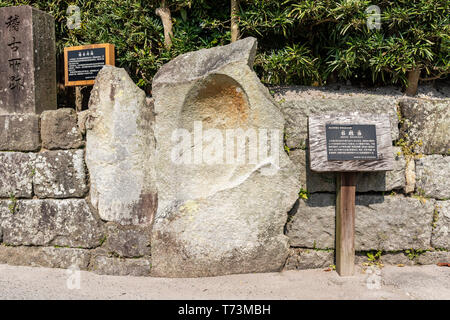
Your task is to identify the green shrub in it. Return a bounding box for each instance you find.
[1,0,448,91]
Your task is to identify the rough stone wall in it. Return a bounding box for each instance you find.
[0,108,151,276]
[0,83,448,276]
[276,88,450,270]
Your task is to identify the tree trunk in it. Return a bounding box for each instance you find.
[231,0,240,42]
[156,0,173,49]
[405,68,421,96]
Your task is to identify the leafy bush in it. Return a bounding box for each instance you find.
[1,0,448,92]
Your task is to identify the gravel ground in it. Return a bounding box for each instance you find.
[0,263,449,300]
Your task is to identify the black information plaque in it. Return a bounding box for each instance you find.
[67,47,106,82]
[325,124,377,161]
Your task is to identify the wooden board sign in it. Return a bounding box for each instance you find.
[308,112,394,276]
[309,113,394,172]
[64,43,115,86]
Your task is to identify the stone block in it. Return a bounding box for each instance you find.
[284,248,334,270]
[0,245,91,269]
[286,194,435,251]
[0,199,105,248]
[432,201,450,249]
[0,114,40,151]
[0,6,56,114]
[33,150,88,198]
[415,155,450,199]
[104,222,151,258]
[41,108,84,149]
[90,255,151,276]
[0,152,34,198]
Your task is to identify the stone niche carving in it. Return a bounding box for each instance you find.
[151,37,300,277]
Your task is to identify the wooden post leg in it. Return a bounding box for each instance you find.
[75,86,82,112]
[336,172,356,276]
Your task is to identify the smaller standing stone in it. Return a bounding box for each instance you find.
[41,108,84,149]
[0,6,56,114]
[415,155,450,199]
[0,152,35,198]
[33,150,88,198]
[0,114,40,151]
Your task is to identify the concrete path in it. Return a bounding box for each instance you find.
[0,263,449,300]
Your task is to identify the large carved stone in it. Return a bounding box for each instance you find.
[151,37,299,277]
[86,66,157,225]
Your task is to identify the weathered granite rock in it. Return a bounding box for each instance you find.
[90,255,151,276]
[279,96,399,149]
[290,147,406,193]
[0,152,35,198]
[287,194,435,250]
[356,195,435,251]
[0,245,91,269]
[33,150,88,198]
[151,37,300,277]
[104,222,151,257]
[41,108,84,149]
[415,155,450,199]
[416,251,450,265]
[284,248,334,270]
[86,66,157,225]
[399,98,450,155]
[0,114,40,151]
[0,199,105,248]
[432,201,450,249]
[286,194,336,248]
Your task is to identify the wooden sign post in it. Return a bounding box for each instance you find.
[309,113,394,276]
[64,43,115,86]
[64,43,115,111]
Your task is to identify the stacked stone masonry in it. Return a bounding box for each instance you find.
[0,107,152,276]
[0,40,448,276]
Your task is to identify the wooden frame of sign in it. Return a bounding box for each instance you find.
[308,113,394,276]
[64,43,115,86]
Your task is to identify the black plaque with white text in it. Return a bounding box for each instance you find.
[325,124,377,161]
[67,47,106,82]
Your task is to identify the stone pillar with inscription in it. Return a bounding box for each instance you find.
[0,6,56,114]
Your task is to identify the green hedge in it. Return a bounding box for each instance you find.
[1,0,448,92]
